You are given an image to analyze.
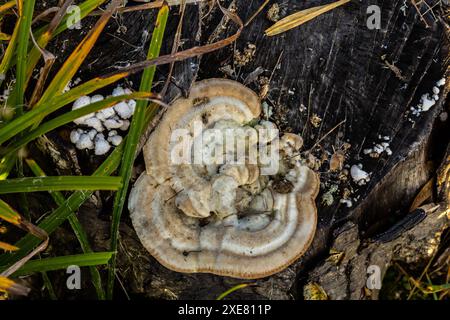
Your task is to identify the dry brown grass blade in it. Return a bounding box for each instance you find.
[0,1,15,15]
[437,147,450,203]
[244,0,270,27]
[409,177,434,212]
[26,2,74,105]
[43,0,75,35]
[92,0,204,15]
[0,241,18,252]
[37,0,122,104]
[161,0,187,96]
[0,275,30,296]
[32,7,61,24]
[106,0,243,78]
[265,0,350,36]
[71,0,242,94]
[28,30,56,107]
[0,201,49,278]
[1,219,49,278]
[25,0,75,85]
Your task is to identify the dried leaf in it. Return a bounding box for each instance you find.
[303,282,328,300]
[0,200,49,277]
[0,241,18,252]
[409,178,434,212]
[265,0,350,36]
[0,276,29,296]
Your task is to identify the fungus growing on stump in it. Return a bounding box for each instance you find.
[128,79,319,279]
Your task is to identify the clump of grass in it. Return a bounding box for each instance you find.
[380,230,450,300]
[0,0,164,299]
[0,0,243,299]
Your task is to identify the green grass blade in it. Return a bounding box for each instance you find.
[0,101,157,274]
[57,0,108,33]
[106,4,169,299]
[0,72,136,146]
[13,0,35,115]
[20,1,108,100]
[25,159,66,203]
[0,153,17,180]
[0,1,15,14]
[41,271,57,300]
[0,142,124,271]
[216,283,254,300]
[26,158,105,299]
[0,4,21,85]
[0,198,21,225]
[38,0,121,103]
[0,275,30,296]
[2,92,156,156]
[13,252,113,276]
[0,176,122,194]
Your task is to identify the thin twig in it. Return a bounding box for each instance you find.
[101,2,244,80]
[161,0,187,96]
[91,0,204,15]
[307,120,346,152]
[244,0,271,27]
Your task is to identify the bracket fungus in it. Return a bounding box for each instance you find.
[129,79,320,279]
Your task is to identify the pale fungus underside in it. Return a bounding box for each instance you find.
[129,79,319,279]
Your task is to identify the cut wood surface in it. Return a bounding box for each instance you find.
[31,0,448,299]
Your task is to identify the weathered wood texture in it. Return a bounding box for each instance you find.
[32,0,449,299]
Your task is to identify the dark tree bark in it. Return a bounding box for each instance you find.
[33,0,449,299]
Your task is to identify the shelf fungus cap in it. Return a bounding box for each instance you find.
[129,79,319,279]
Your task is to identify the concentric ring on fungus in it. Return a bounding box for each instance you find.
[128,79,320,279]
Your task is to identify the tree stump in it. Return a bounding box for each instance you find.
[33,0,449,299]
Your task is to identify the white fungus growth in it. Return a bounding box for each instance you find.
[432,87,440,95]
[94,134,111,156]
[108,130,123,146]
[363,137,392,158]
[128,79,319,278]
[88,129,97,140]
[70,129,82,144]
[112,86,125,97]
[84,117,104,132]
[90,94,104,103]
[340,198,353,208]
[127,99,136,113]
[69,85,135,154]
[72,96,95,124]
[120,120,130,131]
[420,94,435,112]
[104,117,124,130]
[351,164,370,186]
[63,77,81,93]
[76,133,94,150]
[409,78,446,120]
[114,101,134,119]
[436,78,446,87]
[96,106,116,121]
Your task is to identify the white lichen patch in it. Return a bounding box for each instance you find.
[69,85,136,155]
[322,184,339,206]
[267,3,281,22]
